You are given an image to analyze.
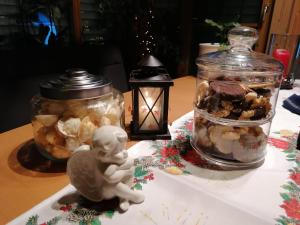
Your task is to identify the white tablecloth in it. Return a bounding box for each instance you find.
[8,82,300,225]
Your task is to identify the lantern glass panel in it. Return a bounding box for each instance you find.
[138,87,164,131]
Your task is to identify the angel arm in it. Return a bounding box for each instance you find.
[103,165,133,184]
[109,151,128,164]
[118,158,134,170]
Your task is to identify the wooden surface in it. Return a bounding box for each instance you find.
[72,0,81,44]
[288,0,300,34]
[268,0,294,35]
[265,0,300,73]
[0,76,195,224]
[254,0,274,53]
[267,0,300,53]
[178,0,193,75]
[269,0,300,35]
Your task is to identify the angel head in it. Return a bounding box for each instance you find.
[92,125,128,164]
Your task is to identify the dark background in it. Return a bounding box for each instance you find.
[0,0,262,77]
[0,0,263,132]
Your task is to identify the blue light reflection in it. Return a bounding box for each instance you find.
[32,12,57,46]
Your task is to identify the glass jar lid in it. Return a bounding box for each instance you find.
[40,69,113,100]
[196,26,283,75]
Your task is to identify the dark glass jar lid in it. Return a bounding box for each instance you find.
[40,69,112,100]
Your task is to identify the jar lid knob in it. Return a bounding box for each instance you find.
[40,69,112,100]
[228,26,258,52]
[66,68,87,77]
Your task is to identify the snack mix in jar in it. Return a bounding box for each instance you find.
[31,69,124,160]
[191,26,283,169]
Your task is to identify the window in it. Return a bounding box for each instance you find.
[0,0,19,49]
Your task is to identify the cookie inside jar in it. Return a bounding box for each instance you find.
[191,110,269,166]
[195,77,275,122]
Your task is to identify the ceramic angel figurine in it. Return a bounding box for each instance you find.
[67,125,144,211]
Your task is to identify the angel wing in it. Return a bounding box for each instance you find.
[67,151,105,201]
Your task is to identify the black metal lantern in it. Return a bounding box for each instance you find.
[129,55,174,140]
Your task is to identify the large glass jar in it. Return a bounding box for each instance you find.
[31,69,124,160]
[191,27,283,169]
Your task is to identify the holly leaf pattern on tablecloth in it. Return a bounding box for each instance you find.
[45,216,61,225]
[133,183,143,190]
[103,210,114,219]
[280,193,291,201]
[132,119,195,187]
[25,214,61,225]
[269,131,300,225]
[90,218,102,225]
[134,166,148,177]
[145,119,193,174]
[26,215,38,225]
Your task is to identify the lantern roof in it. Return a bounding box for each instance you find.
[138,55,164,68]
[129,55,173,87]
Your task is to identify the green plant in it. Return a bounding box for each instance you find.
[205,19,240,48]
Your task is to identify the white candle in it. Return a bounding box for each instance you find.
[139,89,161,130]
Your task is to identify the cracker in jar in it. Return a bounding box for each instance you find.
[45,129,65,146]
[57,118,81,137]
[233,127,267,162]
[244,92,257,102]
[221,101,234,111]
[196,80,209,104]
[194,124,212,147]
[79,116,97,143]
[41,101,65,115]
[215,139,241,154]
[239,110,255,120]
[212,109,230,118]
[88,111,102,126]
[221,131,240,140]
[65,137,81,152]
[100,116,112,126]
[65,101,88,119]
[35,115,58,127]
[51,145,71,159]
[105,109,121,126]
[208,125,234,144]
[35,126,49,146]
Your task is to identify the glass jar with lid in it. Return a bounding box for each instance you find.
[191,26,283,169]
[31,69,124,161]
